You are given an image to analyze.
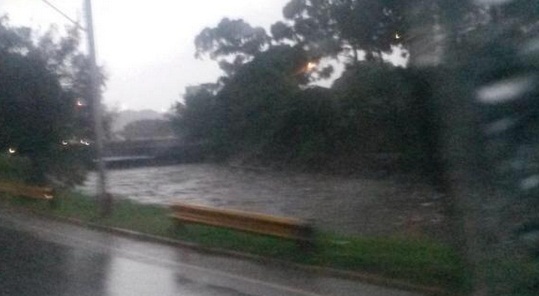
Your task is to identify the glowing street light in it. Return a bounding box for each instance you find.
[306,61,317,72]
[395,33,401,40]
[8,148,16,154]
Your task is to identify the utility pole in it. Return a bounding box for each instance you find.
[84,0,110,216]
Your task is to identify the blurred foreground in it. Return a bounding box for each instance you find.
[0,207,422,296]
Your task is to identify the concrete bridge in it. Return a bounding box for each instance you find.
[102,138,207,168]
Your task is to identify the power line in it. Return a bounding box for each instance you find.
[40,0,86,31]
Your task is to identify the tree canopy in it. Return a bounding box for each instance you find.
[0,17,104,185]
[175,1,435,167]
[278,0,407,62]
[194,18,271,77]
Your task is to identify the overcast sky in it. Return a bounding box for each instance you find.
[1,0,291,111]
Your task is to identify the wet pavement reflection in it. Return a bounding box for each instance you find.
[0,208,422,296]
[0,227,108,296]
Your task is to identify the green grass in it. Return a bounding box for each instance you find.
[1,190,466,292]
[316,234,466,288]
[0,155,32,182]
[482,259,539,296]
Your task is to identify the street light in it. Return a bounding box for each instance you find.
[306,61,317,71]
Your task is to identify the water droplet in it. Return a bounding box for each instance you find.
[476,76,535,104]
[510,159,525,170]
[520,175,539,191]
[484,118,516,135]
[521,38,539,56]
[474,0,513,5]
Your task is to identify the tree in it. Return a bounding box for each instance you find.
[178,2,440,169]
[172,83,224,141]
[0,17,104,185]
[120,119,174,140]
[216,45,307,149]
[332,62,415,153]
[194,18,271,77]
[172,45,312,160]
[276,0,408,63]
[270,86,338,165]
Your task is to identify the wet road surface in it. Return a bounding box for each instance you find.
[0,208,423,296]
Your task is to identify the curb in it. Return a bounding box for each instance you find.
[9,205,449,296]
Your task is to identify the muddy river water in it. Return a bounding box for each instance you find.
[79,164,445,237]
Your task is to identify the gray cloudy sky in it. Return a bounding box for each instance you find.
[1,0,290,111]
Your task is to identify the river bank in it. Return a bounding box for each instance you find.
[0,192,464,293]
[80,163,449,242]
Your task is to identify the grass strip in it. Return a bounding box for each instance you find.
[1,190,467,292]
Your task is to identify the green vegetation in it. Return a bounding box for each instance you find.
[0,17,107,186]
[2,1,537,295]
[119,119,174,140]
[482,259,539,296]
[173,53,440,176]
[1,191,466,291]
[0,155,32,182]
[171,1,450,181]
[172,3,539,294]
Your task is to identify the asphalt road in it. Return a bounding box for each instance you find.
[0,208,423,296]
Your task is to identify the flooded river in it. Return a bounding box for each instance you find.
[79,164,445,237]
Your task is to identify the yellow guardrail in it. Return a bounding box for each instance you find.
[170,202,314,248]
[0,181,54,200]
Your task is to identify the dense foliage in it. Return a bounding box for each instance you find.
[120,119,174,140]
[172,1,446,176]
[0,17,104,186]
